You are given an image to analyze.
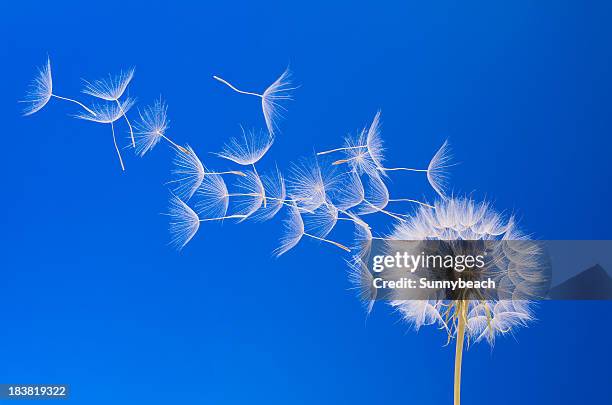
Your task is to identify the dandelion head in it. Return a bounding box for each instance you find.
[274,201,305,257]
[21,57,53,116]
[168,194,200,250]
[262,68,294,136]
[170,145,205,200]
[303,201,339,238]
[353,172,390,215]
[194,173,229,219]
[82,67,135,101]
[134,97,169,156]
[216,127,274,166]
[231,169,265,221]
[250,166,286,222]
[342,130,378,176]
[328,169,365,211]
[427,140,452,199]
[288,158,335,211]
[73,97,135,124]
[365,110,385,169]
[347,257,377,316]
[388,197,541,345]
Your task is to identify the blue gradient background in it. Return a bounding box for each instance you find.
[1,1,611,404]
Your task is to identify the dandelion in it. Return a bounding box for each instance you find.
[303,200,339,238]
[168,194,246,250]
[226,170,266,221]
[213,68,295,136]
[21,57,96,117]
[250,166,287,222]
[387,197,543,405]
[133,97,189,156]
[378,140,452,199]
[274,201,350,257]
[319,111,384,176]
[82,68,137,147]
[216,127,274,166]
[347,257,377,316]
[216,127,275,207]
[288,157,336,212]
[73,97,136,171]
[169,145,244,200]
[327,169,365,211]
[353,172,408,222]
[194,174,230,219]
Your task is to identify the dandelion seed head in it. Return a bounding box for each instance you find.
[353,172,390,215]
[274,201,305,257]
[82,67,135,101]
[194,173,229,220]
[73,97,135,123]
[216,127,274,166]
[427,140,452,199]
[365,110,385,169]
[388,197,540,344]
[21,57,53,116]
[231,170,265,221]
[250,166,286,222]
[168,194,200,250]
[170,145,205,200]
[347,257,377,316]
[303,201,338,238]
[328,169,365,211]
[262,68,294,136]
[134,97,169,156]
[288,158,335,211]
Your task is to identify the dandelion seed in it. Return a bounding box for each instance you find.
[353,173,408,222]
[288,157,336,212]
[227,170,266,221]
[194,173,230,219]
[168,194,201,250]
[250,166,287,222]
[169,145,244,200]
[216,127,274,166]
[168,194,246,250]
[73,97,136,171]
[274,201,350,257]
[82,68,137,147]
[327,169,365,211]
[213,68,295,136]
[134,97,189,156]
[347,257,377,316]
[21,56,96,117]
[378,140,452,199]
[320,111,384,176]
[303,200,339,238]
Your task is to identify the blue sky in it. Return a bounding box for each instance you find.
[1,1,611,404]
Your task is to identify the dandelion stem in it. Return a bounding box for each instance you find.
[317,145,366,155]
[454,301,467,405]
[332,155,363,165]
[378,167,427,172]
[304,233,350,252]
[388,199,435,209]
[200,214,247,222]
[115,99,135,147]
[207,170,246,176]
[213,75,263,98]
[51,94,97,116]
[110,121,125,171]
[161,134,189,154]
